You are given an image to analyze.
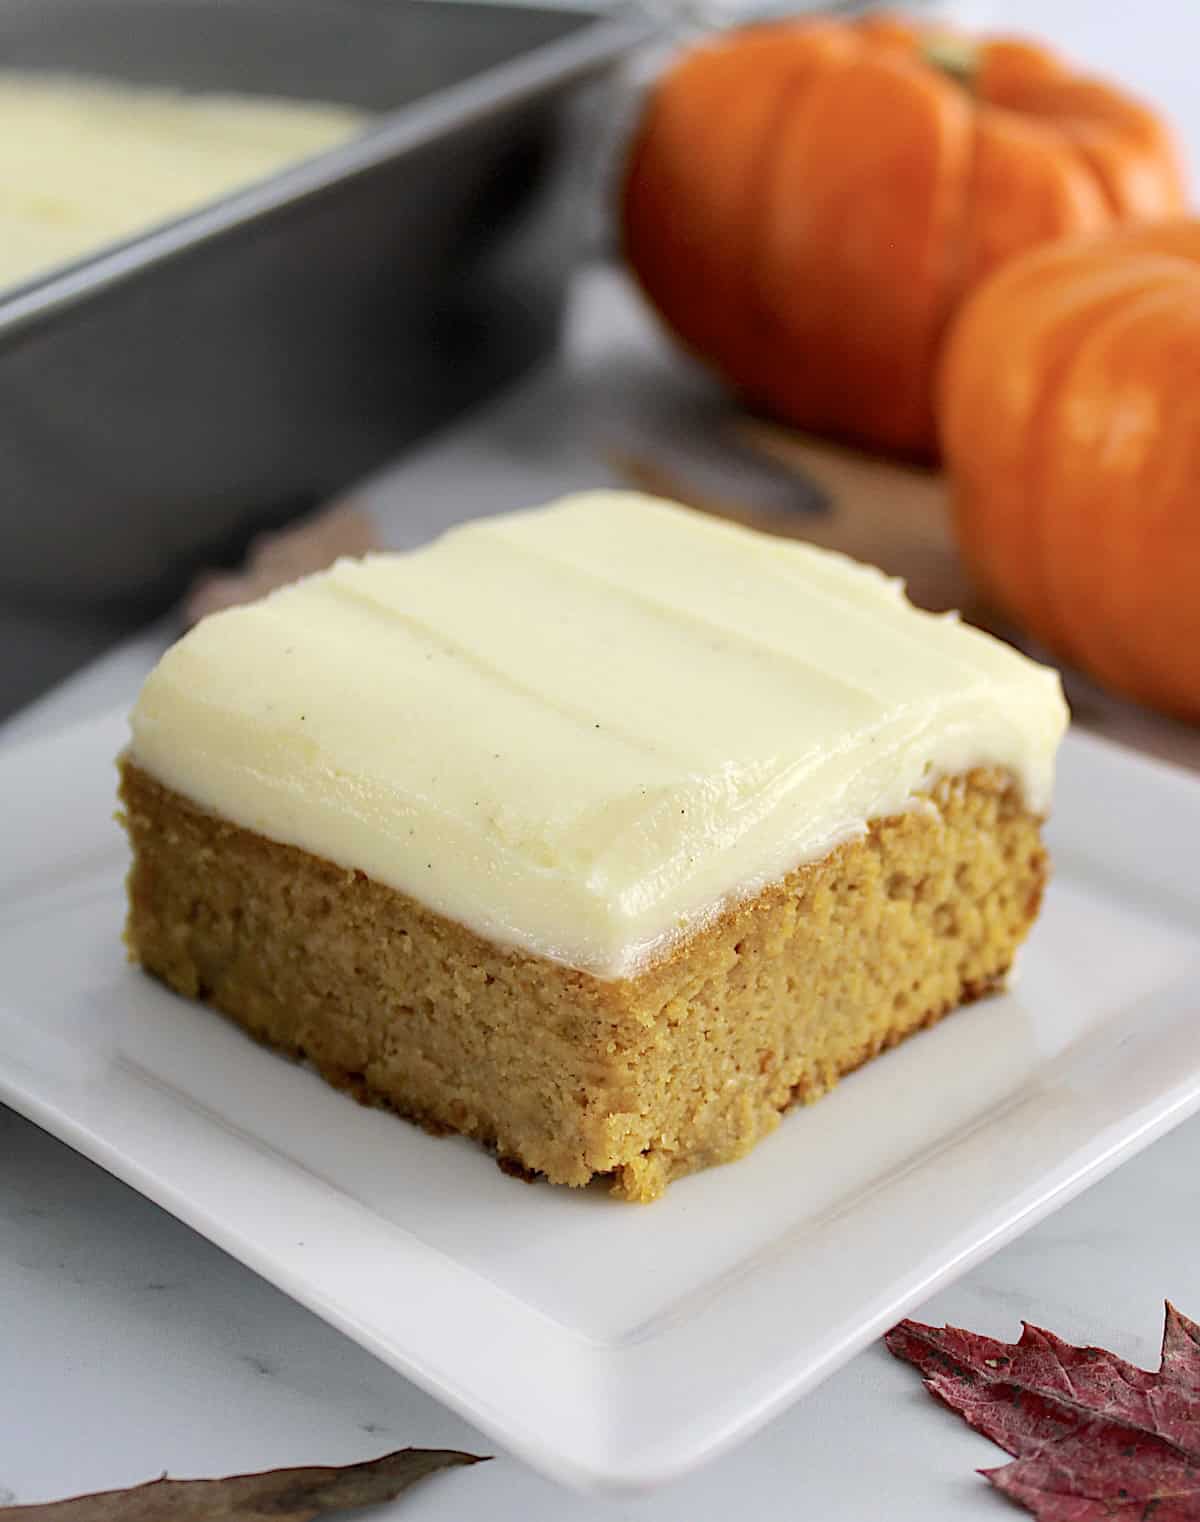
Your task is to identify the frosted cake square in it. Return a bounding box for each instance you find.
[119,493,1067,1200]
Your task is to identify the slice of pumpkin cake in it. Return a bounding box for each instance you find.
[119,491,1067,1200]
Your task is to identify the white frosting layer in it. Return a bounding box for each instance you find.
[129,493,1068,978]
[0,73,365,292]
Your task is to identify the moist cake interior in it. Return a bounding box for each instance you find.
[121,762,1047,1202]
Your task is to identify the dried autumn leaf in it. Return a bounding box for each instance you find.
[183,499,380,626]
[0,1446,487,1521]
[887,1301,1200,1520]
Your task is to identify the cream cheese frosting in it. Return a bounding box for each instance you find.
[0,73,366,292]
[128,492,1069,978]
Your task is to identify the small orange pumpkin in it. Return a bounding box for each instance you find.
[939,221,1200,721]
[622,14,1185,457]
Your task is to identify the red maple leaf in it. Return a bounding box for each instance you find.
[886,1302,1200,1520]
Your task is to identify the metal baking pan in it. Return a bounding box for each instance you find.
[0,0,648,621]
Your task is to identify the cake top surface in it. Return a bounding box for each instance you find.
[129,492,1068,977]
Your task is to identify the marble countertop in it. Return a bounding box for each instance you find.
[4,2,1200,1515]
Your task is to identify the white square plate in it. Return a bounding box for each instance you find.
[2,710,1199,1492]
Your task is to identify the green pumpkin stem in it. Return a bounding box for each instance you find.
[923,34,979,89]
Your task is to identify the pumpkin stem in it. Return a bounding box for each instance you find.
[922,34,979,90]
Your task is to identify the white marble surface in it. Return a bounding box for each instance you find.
[4,1,1200,1514]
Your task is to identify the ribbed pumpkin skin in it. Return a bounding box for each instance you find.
[622,15,1185,457]
[939,221,1200,721]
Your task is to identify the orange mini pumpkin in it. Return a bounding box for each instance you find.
[622,14,1185,457]
[940,221,1200,721]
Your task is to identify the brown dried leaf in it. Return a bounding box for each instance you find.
[0,1447,487,1521]
[183,499,380,626]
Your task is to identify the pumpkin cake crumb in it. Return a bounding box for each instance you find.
[120,762,1046,1202]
